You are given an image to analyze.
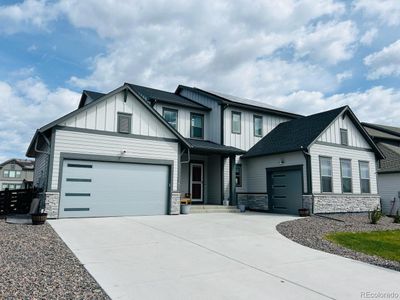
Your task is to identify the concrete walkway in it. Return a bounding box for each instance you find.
[50,213,400,300]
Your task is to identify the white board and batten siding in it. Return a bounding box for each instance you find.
[153,103,211,141]
[310,143,378,194]
[244,152,307,193]
[318,114,370,149]
[60,92,175,139]
[51,130,179,191]
[223,107,291,151]
[178,89,221,143]
[312,113,378,194]
[378,173,400,215]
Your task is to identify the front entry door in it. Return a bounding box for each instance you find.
[190,163,203,202]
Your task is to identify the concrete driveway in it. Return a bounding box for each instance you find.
[50,213,400,300]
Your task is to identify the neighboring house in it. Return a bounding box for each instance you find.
[0,159,34,190]
[363,122,400,215]
[26,83,383,218]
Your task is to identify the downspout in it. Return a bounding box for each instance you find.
[220,103,228,203]
[302,147,313,213]
[35,131,51,213]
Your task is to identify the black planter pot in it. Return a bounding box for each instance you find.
[31,213,48,225]
[298,208,310,217]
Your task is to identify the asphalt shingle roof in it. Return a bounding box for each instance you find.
[377,142,400,173]
[186,139,245,155]
[84,90,105,101]
[128,83,210,110]
[364,126,400,141]
[243,106,347,158]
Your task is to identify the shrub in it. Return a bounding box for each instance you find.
[368,207,382,224]
[394,210,400,224]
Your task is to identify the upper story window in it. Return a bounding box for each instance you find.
[359,161,370,193]
[3,170,21,178]
[231,111,241,134]
[254,115,263,137]
[320,157,333,193]
[340,128,348,145]
[235,164,242,187]
[340,159,352,193]
[117,113,132,134]
[163,108,178,129]
[191,113,204,139]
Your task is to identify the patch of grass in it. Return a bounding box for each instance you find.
[326,230,400,262]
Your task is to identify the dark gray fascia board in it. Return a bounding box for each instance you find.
[56,126,179,143]
[345,108,385,159]
[153,98,211,111]
[307,106,385,160]
[242,149,302,159]
[176,85,302,119]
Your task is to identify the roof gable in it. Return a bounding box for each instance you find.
[243,106,346,158]
[176,85,301,118]
[243,106,384,159]
[127,83,210,111]
[27,84,192,156]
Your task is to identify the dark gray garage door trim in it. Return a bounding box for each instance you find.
[266,165,304,211]
[55,152,174,215]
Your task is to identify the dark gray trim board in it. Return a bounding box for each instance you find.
[314,141,375,152]
[55,126,179,143]
[55,152,175,193]
[46,128,56,191]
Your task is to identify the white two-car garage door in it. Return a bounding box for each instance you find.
[59,159,170,218]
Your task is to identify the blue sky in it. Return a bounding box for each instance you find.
[1,0,400,161]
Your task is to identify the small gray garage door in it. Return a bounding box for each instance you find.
[59,160,169,218]
[269,169,303,215]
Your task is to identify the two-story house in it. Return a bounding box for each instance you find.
[26,83,384,218]
[0,159,34,190]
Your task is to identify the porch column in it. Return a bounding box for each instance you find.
[229,155,237,206]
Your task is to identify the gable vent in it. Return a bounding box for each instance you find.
[118,113,132,134]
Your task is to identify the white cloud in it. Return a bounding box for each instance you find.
[360,28,378,45]
[364,40,400,79]
[272,87,400,125]
[0,78,80,160]
[60,0,347,93]
[0,0,59,34]
[336,70,352,83]
[294,21,358,65]
[354,0,400,27]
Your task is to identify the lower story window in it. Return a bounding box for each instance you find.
[235,164,242,187]
[340,159,352,193]
[359,161,371,193]
[320,157,333,193]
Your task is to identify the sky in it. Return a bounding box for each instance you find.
[1,0,400,161]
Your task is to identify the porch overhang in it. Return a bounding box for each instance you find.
[185,138,246,155]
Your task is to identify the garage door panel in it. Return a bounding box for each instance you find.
[59,160,169,218]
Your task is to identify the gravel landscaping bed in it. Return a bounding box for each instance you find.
[0,218,110,299]
[276,213,400,271]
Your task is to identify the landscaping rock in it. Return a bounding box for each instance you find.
[276,213,400,272]
[0,219,110,299]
